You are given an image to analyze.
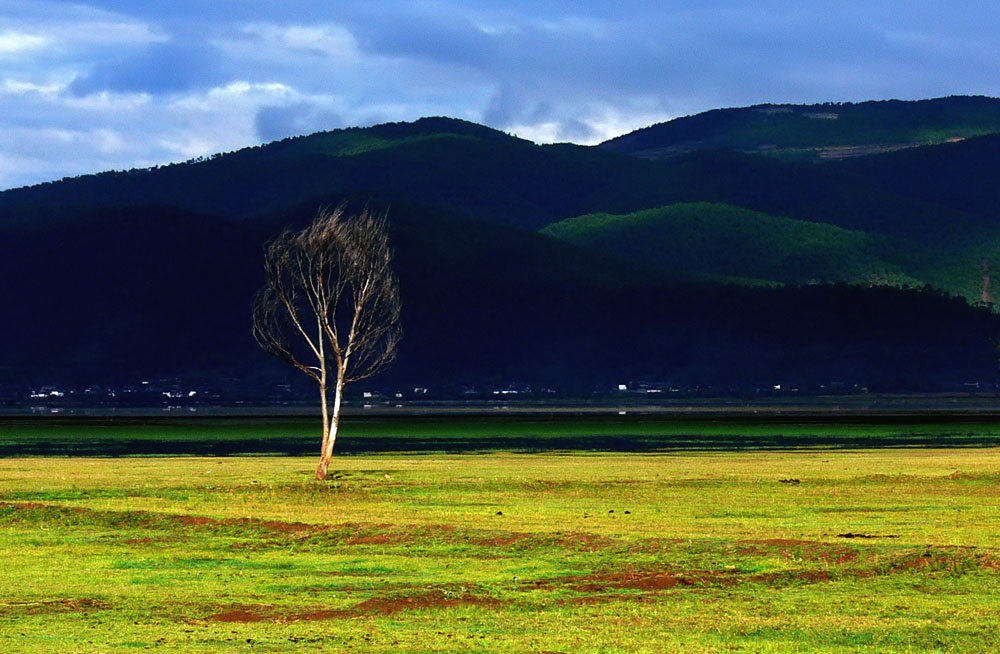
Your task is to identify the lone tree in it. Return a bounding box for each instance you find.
[253,206,402,480]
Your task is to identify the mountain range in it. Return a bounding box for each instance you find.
[4,95,1000,398]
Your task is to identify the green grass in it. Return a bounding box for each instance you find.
[1,417,1000,652]
[6,413,1000,456]
[539,200,1000,308]
[541,203,918,287]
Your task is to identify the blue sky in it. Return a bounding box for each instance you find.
[2,1,999,189]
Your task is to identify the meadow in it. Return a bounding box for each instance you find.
[1,414,999,652]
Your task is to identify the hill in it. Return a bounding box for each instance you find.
[0,117,684,231]
[4,103,1000,397]
[539,202,1000,303]
[541,203,917,286]
[600,96,1000,161]
[3,196,995,394]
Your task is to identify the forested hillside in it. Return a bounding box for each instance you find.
[600,95,1000,160]
[4,98,1000,396]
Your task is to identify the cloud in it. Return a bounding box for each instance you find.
[0,30,48,55]
[557,118,599,142]
[254,102,344,141]
[70,39,225,96]
[239,23,360,59]
[483,84,526,126]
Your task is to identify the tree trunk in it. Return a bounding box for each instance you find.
[315,378,343,480]
[315,382,331,480]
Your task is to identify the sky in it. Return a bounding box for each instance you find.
[2,1,1000,189]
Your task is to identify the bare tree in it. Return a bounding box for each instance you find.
[253,206,402,480]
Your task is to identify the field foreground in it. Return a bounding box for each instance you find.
[1,449,999,652]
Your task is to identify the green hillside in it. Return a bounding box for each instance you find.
[5,111,1000,308]
[539,201,1000,306]
[0,118,667,230]
[5,104,1000,393]
[541,203,919,286]
[601,96,1000,161]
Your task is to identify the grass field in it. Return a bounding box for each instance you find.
[7,413,1000,455]
[2,416,1000,652]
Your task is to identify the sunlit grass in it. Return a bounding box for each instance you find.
[1,438,999,652]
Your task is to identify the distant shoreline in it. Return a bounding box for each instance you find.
[4,393,1000,419]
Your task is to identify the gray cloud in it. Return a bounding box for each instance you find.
[483,84,526,126]
[557,118,599,142]
[254,102,344,142]
[69,39,225,96]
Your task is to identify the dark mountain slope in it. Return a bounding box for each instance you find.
[4,113,1000,395]
[601,148,995,246]
[600,95,1000,160]
[0,119,684,231]
[827,133,1000,217]
[0,198,647,386]
[3,196,997,393]
[4,111,997,248]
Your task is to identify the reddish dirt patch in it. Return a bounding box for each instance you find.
[345,534,397,545]
[257,520,315,534]
[209,609,268,623]
[555,532,621,551]
[175,514,317,533]
[177,515,216,526]
[473,533,531,547]
[210,592,501,623]
[2,501,49,510]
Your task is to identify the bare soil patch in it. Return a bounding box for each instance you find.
[175,513,316,533]
[207,591,500,623]
[208,609,268,623]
